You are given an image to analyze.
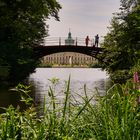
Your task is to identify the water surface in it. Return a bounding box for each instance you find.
[28,68,110,104]
[0,68,110,112]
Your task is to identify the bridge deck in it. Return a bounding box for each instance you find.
[33,44,103,59]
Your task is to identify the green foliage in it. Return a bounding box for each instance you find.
[110,70,131,84]
[15,83,33,106]
[38,63,53,68]
[100,0,140,83]
[89,62,102,68]
[89,82,140,140]
[0,0,61,84]
[0,78,95,139]
[1,79,140,139]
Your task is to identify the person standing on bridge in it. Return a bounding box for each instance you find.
[85,36,90,46]
[95,34,99,47]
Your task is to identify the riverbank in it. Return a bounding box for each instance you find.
[38,62,101,68]
[38,64,89,68]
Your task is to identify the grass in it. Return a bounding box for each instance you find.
[0,78,140,139]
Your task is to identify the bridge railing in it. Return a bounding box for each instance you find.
[44,37,97,47]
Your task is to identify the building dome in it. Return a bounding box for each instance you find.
[65,31,75,45]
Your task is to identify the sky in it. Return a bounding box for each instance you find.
[47,0,120,40]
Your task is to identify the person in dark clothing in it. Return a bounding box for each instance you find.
[95,34,99,47]
[85,36,90,46]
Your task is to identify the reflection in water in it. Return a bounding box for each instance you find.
[0,68,110,112]
[28,68,110,106]
[0,87,21,113]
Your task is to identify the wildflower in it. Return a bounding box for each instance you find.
[133,71,140,104]
[133,71,139,83]
[138,96,140,104]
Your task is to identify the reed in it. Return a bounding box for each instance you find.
[0,79,140,139]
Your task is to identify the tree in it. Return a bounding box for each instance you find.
[100,0,140,83]
[0,0,61,84]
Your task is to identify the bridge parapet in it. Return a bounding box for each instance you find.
[44,37,96,47]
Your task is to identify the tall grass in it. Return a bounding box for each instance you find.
[0,79,140,139]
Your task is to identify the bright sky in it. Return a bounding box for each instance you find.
[47,0,120,39]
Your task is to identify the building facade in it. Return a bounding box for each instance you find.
[43,52,96,66]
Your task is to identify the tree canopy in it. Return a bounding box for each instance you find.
[100,0,140,83]
[0,0,61,84]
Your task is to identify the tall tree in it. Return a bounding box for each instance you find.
[100,0,140,83]
[0,0,61,84]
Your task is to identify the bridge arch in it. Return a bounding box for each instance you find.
[33,45,103,60]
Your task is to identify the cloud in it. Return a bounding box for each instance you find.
[47,0,120,38]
